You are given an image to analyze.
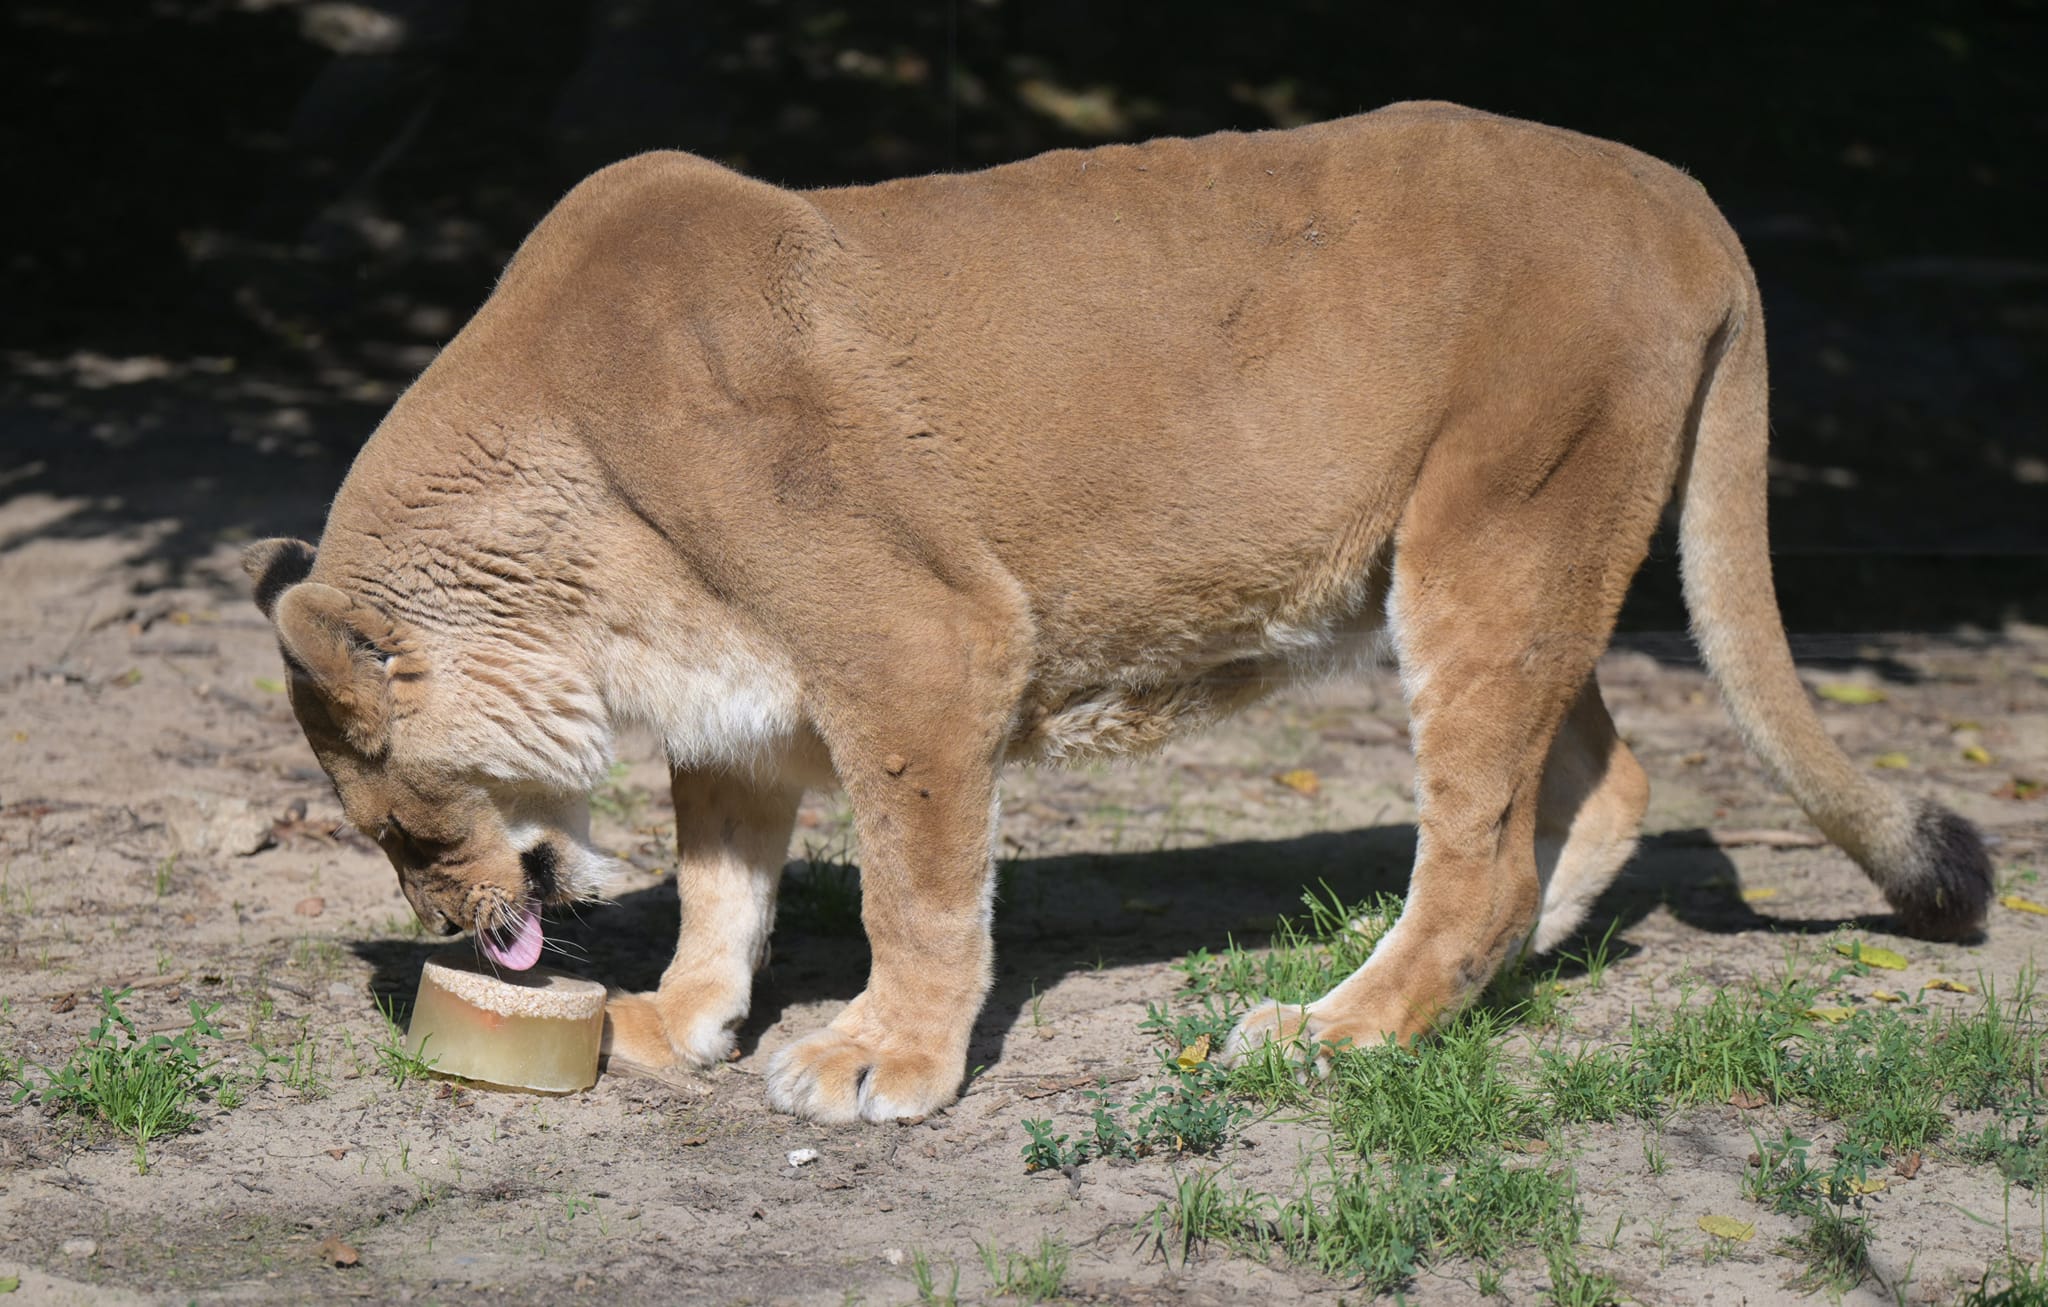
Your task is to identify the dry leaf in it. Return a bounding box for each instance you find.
[1996,778,2045,802]
[1504,1137,1549,1154]
[325,1148,348,1160]
[293,896,325,918]
[315,1236,360,1268]
[1740,886,1780,903]
[1729,1088,1768,1109]
[1872,752,1911,770]
[1834,941,1908,970]
[2000,894,2048,916]
[677,1135,708,1147]
[1175,1034,1211,1071]
[1895,1151,1922,1179]
[1869,990,1904,1003]
[1805,1006,1853,1024]
[1698,1214,1755,1241]
[1963,744,1994,766]
[1817,683,1887,705]
[1273,768,1321,798]
[1923,977,1975,994]
[1847,1176,1888,1195]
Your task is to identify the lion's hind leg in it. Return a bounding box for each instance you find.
[1528,675,1649,956]
[1223,374,1678,1065]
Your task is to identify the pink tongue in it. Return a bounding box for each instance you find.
[480,904,543,971]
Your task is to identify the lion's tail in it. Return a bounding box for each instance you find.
[1675,274,1991,940]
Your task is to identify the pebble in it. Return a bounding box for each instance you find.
[882,1248,905,1266]
[786,1148,820,1168]
[61,1237,96,1259]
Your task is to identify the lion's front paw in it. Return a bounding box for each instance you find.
[601,991,676,1069]
[764,1028,961,1124]
[601,988,739,1071]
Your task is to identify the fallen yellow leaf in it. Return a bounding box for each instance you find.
[1872,752,1911,770]
[1698,1215,1755,1241]
[1740,886,1780,903]
[1273,768,1321,798]
[1869,990,1904,1003]
[1818,683,1887,705]
[1923,977,1975,994]
[1806,1006,1853,1023]
[1847,1176,1888,1195]
[1951,718,1984,732]
[1176,1034,1211,1071]
[1834,941,1908,970]
[2001,894,2048,917]
[1963,744,1994,766]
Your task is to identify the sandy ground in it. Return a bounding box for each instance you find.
[3,388,2047,1305]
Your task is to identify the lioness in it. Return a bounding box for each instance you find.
[245,102,1990,1123]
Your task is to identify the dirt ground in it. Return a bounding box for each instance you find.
[1,382,2046,1306]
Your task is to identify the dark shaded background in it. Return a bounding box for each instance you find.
[4,0,2043,630]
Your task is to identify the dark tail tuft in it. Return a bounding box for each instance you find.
[1882,803,1993,942]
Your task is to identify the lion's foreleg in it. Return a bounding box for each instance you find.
[603,770,801,1068]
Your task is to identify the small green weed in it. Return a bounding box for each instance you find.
[1146,1167,1272,1265]
[977,1232,1069,1302]
[13,988,228,1172]
[375,996,438,1089]
[906,1248,960,1305]
[1020,1117,1084,1173]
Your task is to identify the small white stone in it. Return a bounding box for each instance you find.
[786,1148,820,1168]
[61,1237,96,1259]
[882,1248,905,1266]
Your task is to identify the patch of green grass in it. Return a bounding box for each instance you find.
[1536,1043,1658,1124]
[1958,1114,2048,1189]
[12,988,228,1172]
[1787,1205,1874,1293]
[1326,1011,1542,1161]
[1271,1152,1581,1293]
[906,1248,960,1305]
[1960,1247,2048,1306]
[976,1233,1069,1302]
[1146,1167,1272,1265]
[780,841,864,937]
[1741,1129,1880,1291]
[1543,1239,1621,1306]
[1629,976,1811,1106]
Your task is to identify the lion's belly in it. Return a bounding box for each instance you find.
[1007,586,1391,765]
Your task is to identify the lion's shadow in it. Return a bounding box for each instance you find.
[351,821,1912,1081]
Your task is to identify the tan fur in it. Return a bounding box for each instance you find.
[246,102,1989,1122]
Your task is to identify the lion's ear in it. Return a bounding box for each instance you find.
[272,582,400,753]
[242,538,317,618]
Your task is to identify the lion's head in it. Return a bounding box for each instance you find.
[242,537,619,969]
